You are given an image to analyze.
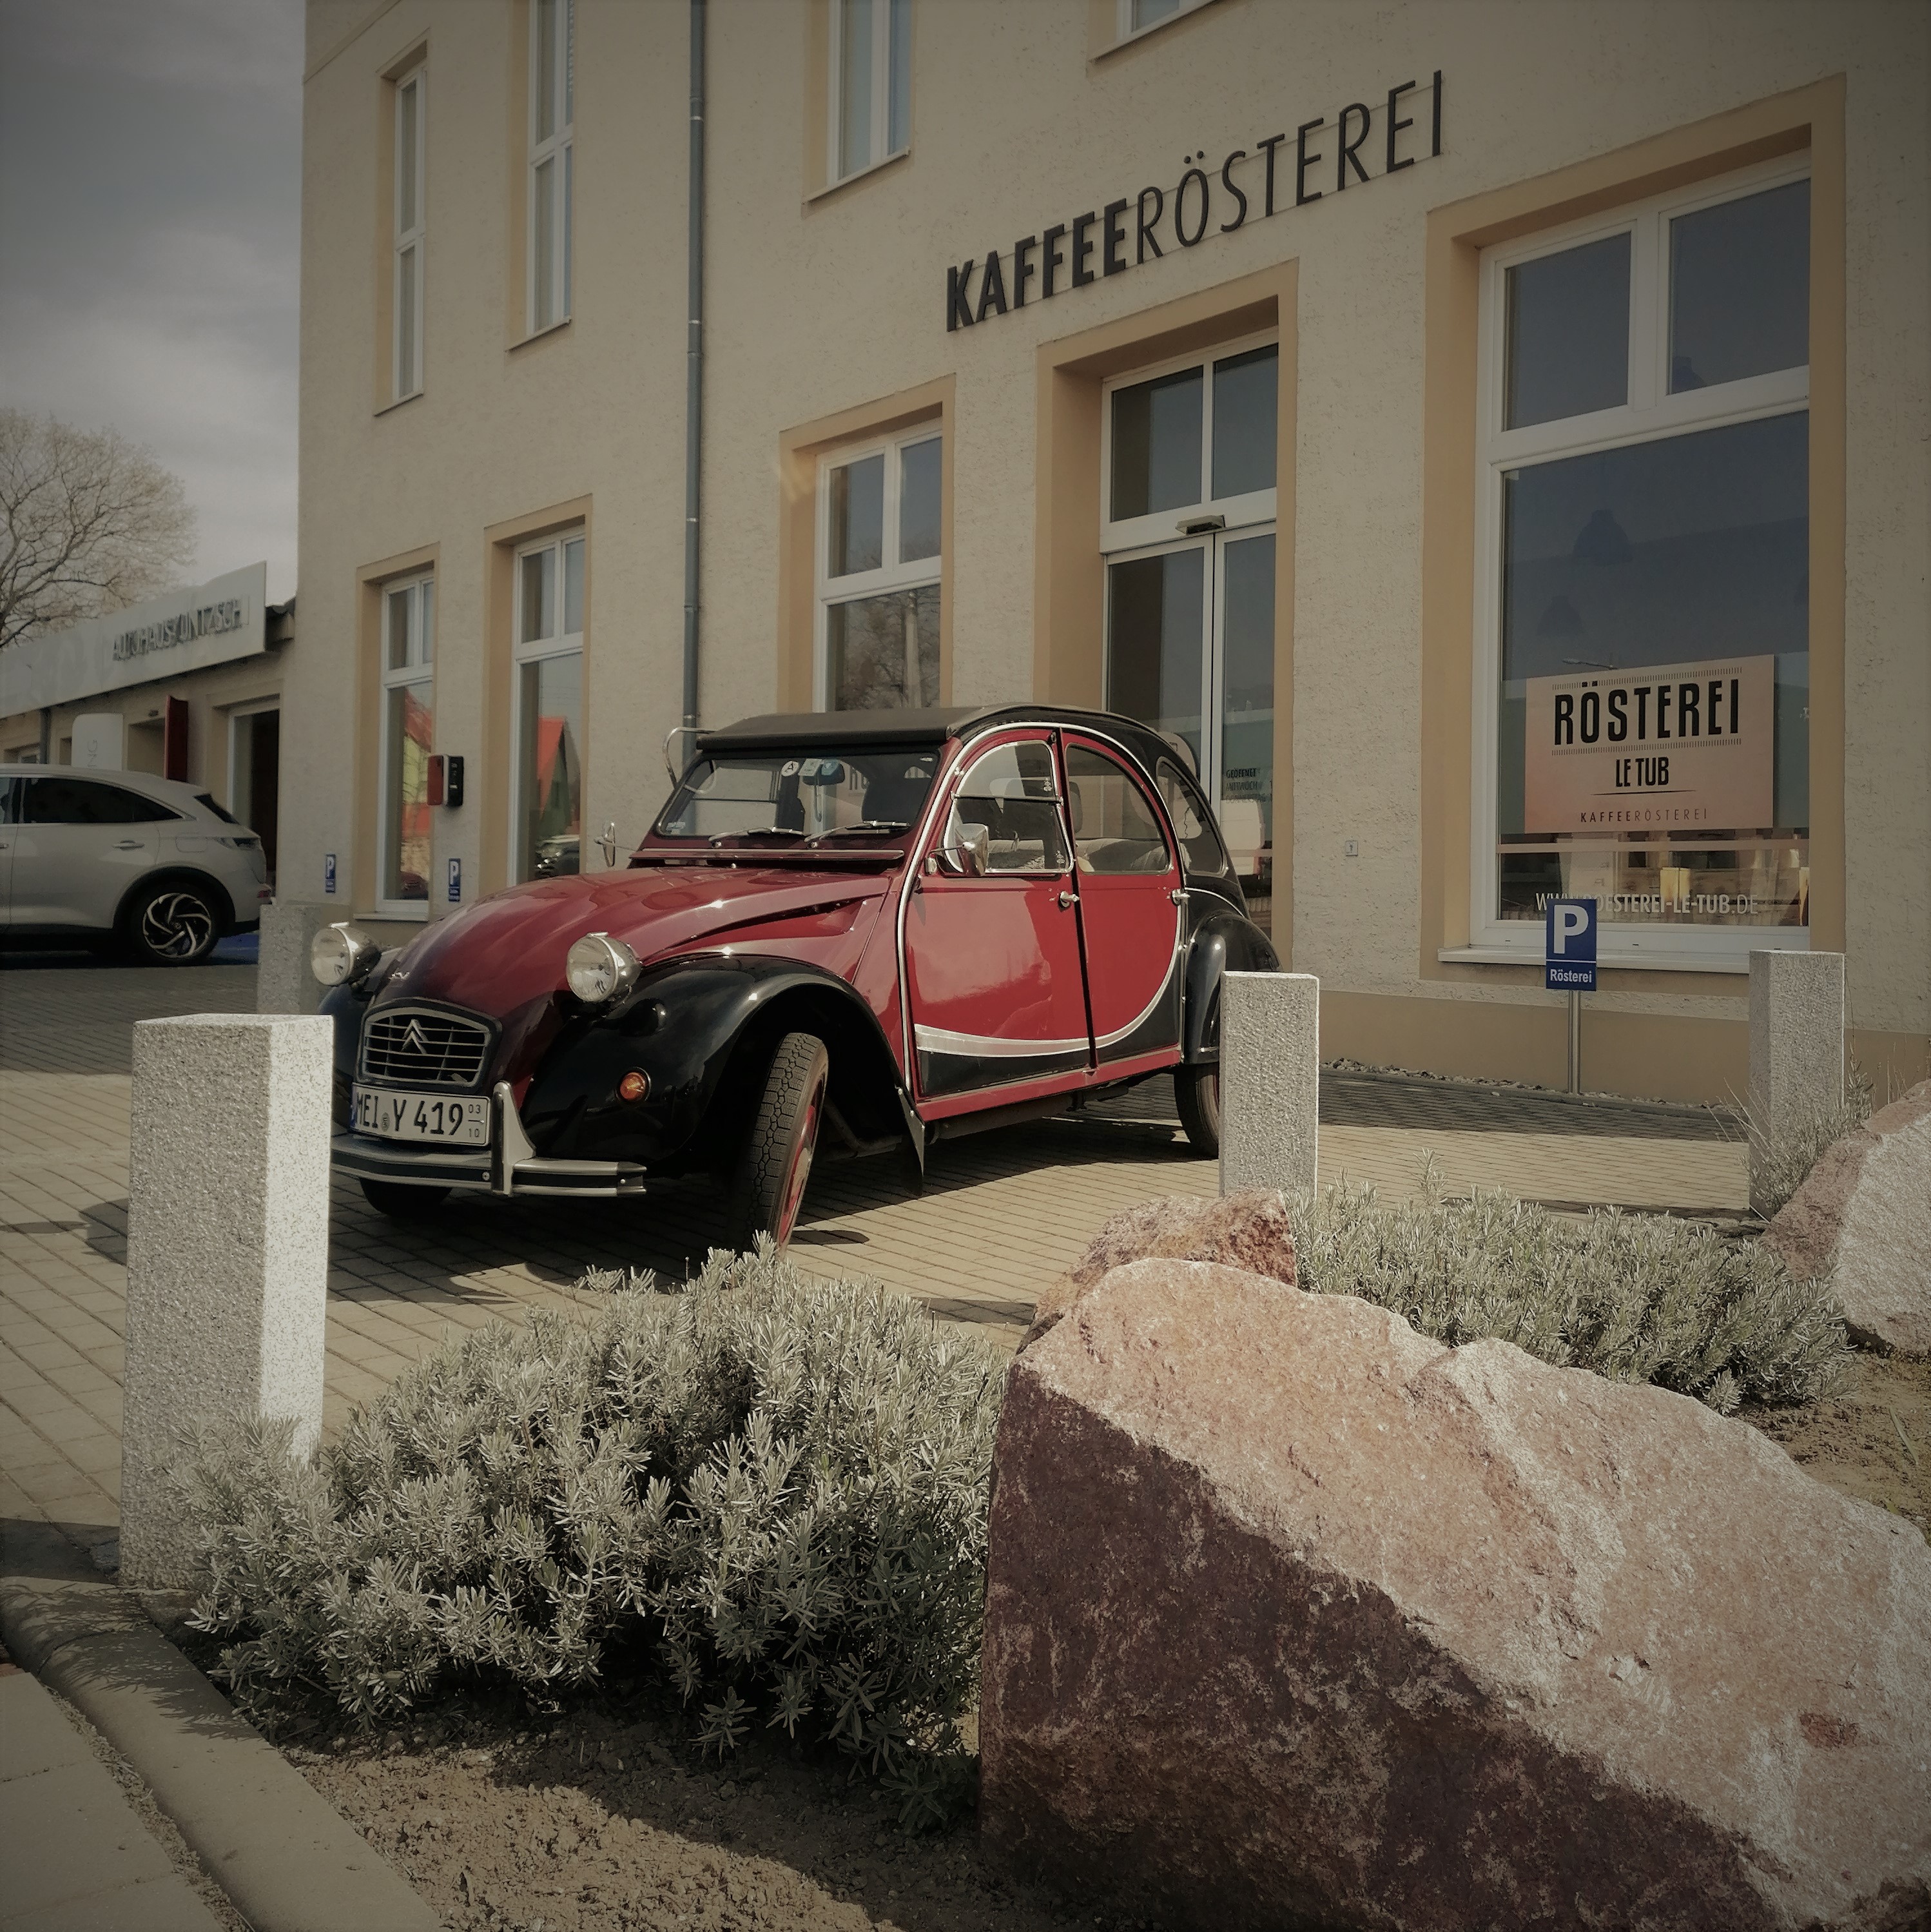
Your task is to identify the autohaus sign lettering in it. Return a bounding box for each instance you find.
[111,597,246,664]
[946,70,1443,331]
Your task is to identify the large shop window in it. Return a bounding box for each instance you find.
[393,66,425,399]
[1477,164,1811,959]
[512,532,585,881]
[528,0,574,333]
[830,0,910,185]
[817,429,940,710]
[378,575,434,914]
[1101,335,1276,933]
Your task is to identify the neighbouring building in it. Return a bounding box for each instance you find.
[287,0,1930,1102]
[0,563,293,877]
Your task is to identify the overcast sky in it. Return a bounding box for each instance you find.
[0,0,302,603]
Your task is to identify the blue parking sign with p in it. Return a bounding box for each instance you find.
[1545,897,1597,992]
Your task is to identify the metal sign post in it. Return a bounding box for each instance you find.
[1544,897,1598,1095]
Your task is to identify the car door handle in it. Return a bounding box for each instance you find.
[1058,890,1076,909]
[114,839,143,850]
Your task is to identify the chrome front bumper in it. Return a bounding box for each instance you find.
[332,1081,649,1199]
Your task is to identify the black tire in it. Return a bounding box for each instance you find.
[1175,1062,1221,1157]
[123,877,222,967]
[359,1178,452,1219]
[726,1031,830,1249]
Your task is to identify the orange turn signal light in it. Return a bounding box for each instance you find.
[618,1070,650,1104]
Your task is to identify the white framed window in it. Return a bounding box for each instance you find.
[830,0,910,186]
[378,575,434,916]
[393,65,425,399]
[1114,0,1210,42]
[1099,332,1277,932]
[1470,158,1812,968]
[528,0,574,334]
[511,531,585,881]
[815,429,941,710]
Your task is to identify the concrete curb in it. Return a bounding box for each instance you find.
[0,1520,443,1932]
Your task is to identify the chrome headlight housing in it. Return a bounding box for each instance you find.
[566,931,640,1007]
[311,922,380,988]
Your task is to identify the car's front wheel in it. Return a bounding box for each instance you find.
[726,1031,829,1249]
[1175,1062,1221,1157]
[359,1178,452,1219]
[124,878,222,967]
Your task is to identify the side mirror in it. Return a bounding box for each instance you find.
[933,821,990,877]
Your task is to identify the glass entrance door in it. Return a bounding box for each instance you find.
[1105,526,1275,933]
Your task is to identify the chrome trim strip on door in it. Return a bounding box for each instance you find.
[913,1023,1091,1059]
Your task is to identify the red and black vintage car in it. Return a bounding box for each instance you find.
[316,706,1277,1244]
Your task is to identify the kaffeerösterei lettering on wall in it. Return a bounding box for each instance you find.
[946,71,1444,330]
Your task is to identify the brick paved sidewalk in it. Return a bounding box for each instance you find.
[0,961,1747,1541]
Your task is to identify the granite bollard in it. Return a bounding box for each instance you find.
[256,899,331,1015]
[120,1013,334,1590]
[1218,970,1317,1197]
[1749,949,1846,1215]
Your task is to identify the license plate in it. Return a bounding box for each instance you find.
[352,1086,490,1146]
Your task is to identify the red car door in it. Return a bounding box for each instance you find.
[1062,737,1184,1073]
[902,733,1091,1113]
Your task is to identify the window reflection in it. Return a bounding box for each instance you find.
[1506,233,1630,429]
[1111,369,1202,520]
[1669,180,1809,391]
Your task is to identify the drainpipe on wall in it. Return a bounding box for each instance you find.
[681,0,706,733]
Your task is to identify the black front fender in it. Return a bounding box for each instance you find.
[518,955,905,1173]
[1182,912,1280,1061]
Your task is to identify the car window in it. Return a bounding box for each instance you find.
[194,791,240,825]
[0,779,17,825]
[20,778,178,825]
[657,750,939,841]
[1156,759,1233,878]
[1065,746,1172,875]
[947,740,1069,875]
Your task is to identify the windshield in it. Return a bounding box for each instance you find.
[655,750,942,843]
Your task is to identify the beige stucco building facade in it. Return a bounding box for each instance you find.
[290,0,1930,1103]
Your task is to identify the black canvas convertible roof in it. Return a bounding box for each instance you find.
[695,705,1192,778]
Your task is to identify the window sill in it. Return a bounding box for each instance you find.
[806,147,908,208]
[376,389,423,418]
[1092,0,1218,63]
[371,903,432,924]
[1437,939,1809,977]
[510,316,572,353]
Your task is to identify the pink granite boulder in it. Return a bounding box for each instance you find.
[981,1258,1931,1931]
[1025,1189,1294,1347]
[1765,1078,1931,1356]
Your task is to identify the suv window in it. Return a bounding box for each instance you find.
[1156,759,1232,878]
[947,740,1070,874]
[21,778,178,825]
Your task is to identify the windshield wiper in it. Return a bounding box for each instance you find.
[801,821,910,845]
[707,826,802,845]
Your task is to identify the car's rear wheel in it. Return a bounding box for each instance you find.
[124,879,222,967]
[727,1031,829,1250]
[1175,1062,1221,1157]
[359,1178,451,1219]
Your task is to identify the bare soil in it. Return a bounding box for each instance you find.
[282,1693,1136,1932]
[1749,1346,1930,1533]
[258,1349,1925,1932]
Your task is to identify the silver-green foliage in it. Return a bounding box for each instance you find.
[1289,1177,1854,1413]
[180,1246,1004,1804]
[1742,1057,1876,1221]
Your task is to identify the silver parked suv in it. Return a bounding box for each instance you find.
[0,766,271,966]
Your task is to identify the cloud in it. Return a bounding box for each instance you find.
[0,0,302,601]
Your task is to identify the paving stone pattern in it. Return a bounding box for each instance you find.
[0,961,1747,1539]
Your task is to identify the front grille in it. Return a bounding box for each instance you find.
[360,1006,492,1089]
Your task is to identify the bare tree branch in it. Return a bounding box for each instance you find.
[0,410,198,653]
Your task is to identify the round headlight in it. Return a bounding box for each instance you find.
[566,932,639,1007]
[311,922,379,988]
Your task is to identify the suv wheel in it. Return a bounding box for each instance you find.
[125,879,221,967]
[1175,1063,1221,1157]
[726,1031,829,1250]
